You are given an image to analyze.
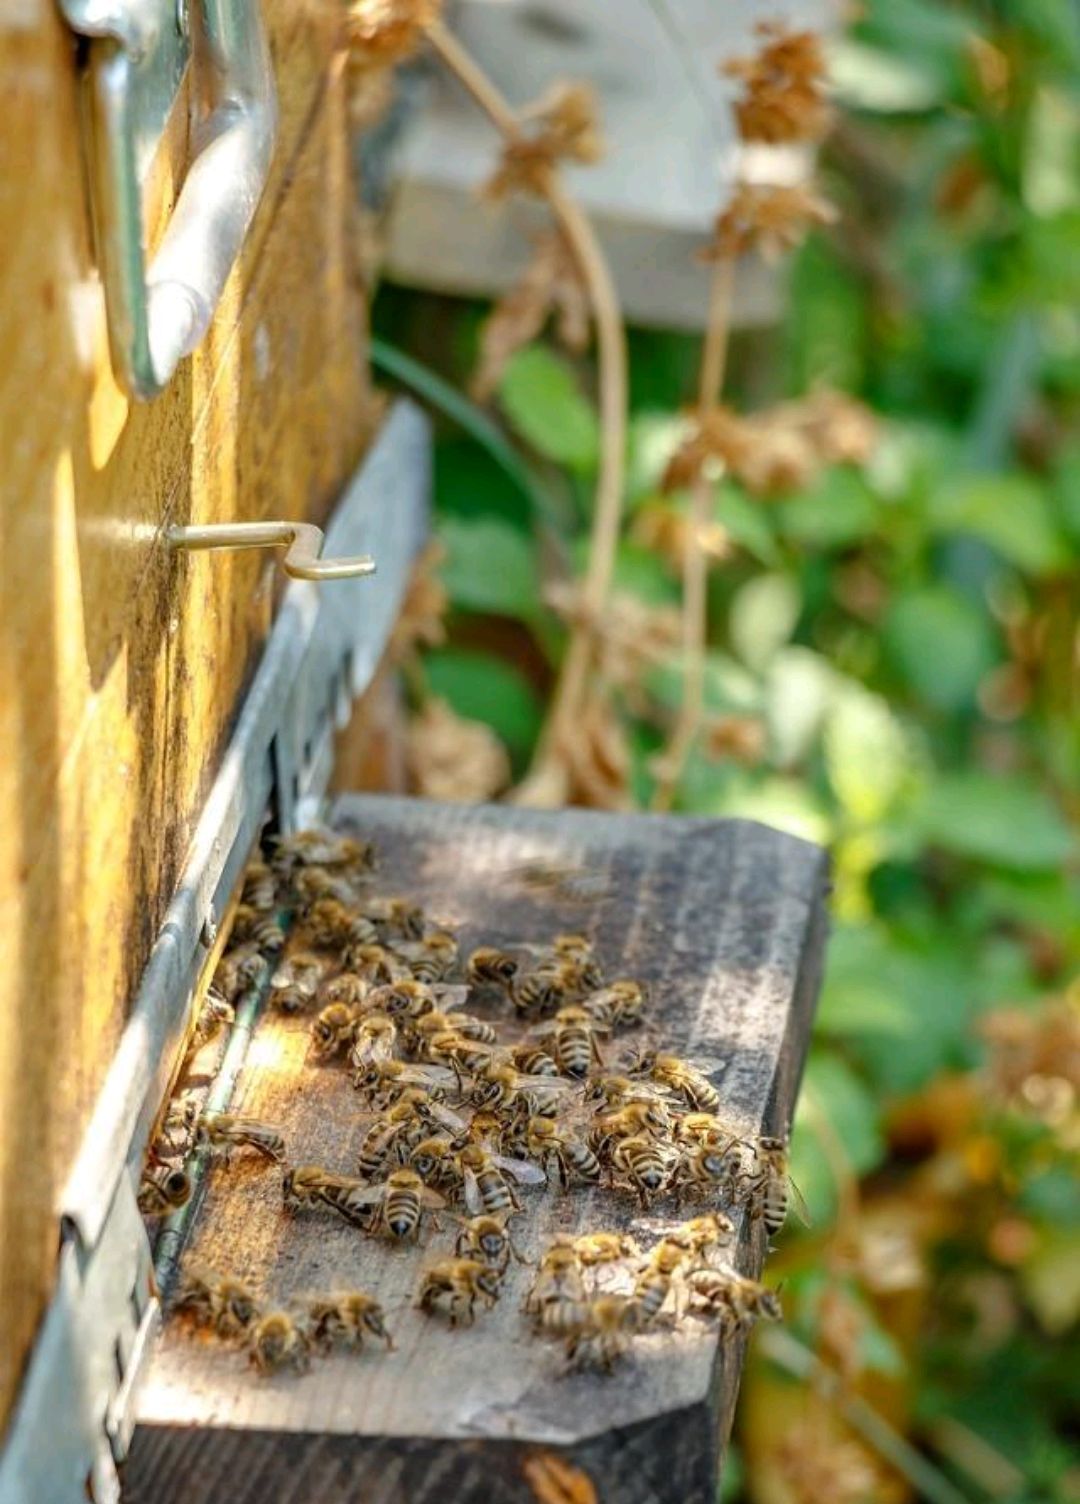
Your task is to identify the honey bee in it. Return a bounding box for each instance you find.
[550,933,603,987]
[343,942,410,983]
[310,1001,360,1060]
[459,1143,546,1217]
[346,1168,447,1242]
[302,898,378,951]
[174,1264,263,1337]
[348,1013,398,1081]
[269,952,326,1014]
[352,1058,455,1108]
[359,897,426,942]
[196,1111,286,1164]
[213,942,268,1003]
[230,903,286,953]
[241,859,278,912]
[686,1270,782,1333]
[271,828,375,876]
[661,1212,736,1267]
[584,1075,674,1119]
[580,980,647,1030]
[523,1117,602,1189]
[468,1061,571,1114]
[321,971,372,1009]
[282,1165,390,1231]
[395,930,459,983]
[511,970,564,1020]
[539,1295,637,1372]
[626,1050,722,1113]
[408,1135,463,1192]
[567,1231,641,1267]
[365,978,438,1020]
[743,1134,808,1236]
[290,865,362,912]
[465,946,519,993]
[416,1258,504,1326]
[422,1029,497,1082]
[672,1112,746,1150]
[610,1135,674,1207]
[629,1242,686,1326]
[356,1107,414,1180]
[137,1164,192,1216]
[589,1101,673,1164]
[529,1005,607,1079]
[671,1142,741,1202]
[525,1243,585,1316]
[191,987,236,1049]
[302,1291,394,1352]
[249,1311,311,1374]
[454,1213,526,1271]
[508,1043,561,1078]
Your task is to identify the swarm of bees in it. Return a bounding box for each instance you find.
[146,826,797,1378]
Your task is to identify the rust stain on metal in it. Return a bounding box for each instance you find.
[523,1452,599,1504]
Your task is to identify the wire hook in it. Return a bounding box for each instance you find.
[166,522,376,581]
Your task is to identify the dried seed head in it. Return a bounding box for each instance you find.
[343,0,440,67]
[484,82,604,200]
[703,182,837,264]
[723,22,831,145]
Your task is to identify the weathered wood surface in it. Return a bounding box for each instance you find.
[127,797,828,1504]
[0,0,373,1422]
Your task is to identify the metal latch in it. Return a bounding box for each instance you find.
[61,0,277,398]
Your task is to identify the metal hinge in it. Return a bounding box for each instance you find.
[0,401,430,1504]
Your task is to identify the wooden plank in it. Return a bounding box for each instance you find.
[127,798,828,1504]
[0,0,372,1422]
[382,0,837,329]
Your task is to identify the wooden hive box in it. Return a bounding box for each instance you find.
[126,796,827,1504]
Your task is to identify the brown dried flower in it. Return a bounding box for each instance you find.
[663,391,876,500]
[472,231,589,401]
[774,1418,883,1504]
[484,82,604,200]
[557,693,632,811]
[343,0,440,67]
[546,581,681,712]
[406,698,509,803]
[702,713,766,766]
[703,182,837,263]
[723,21,831,145]
[629,498,733,574]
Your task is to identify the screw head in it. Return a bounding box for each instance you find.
[175,0,188,37]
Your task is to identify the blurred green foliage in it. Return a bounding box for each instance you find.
[373,0,1079,1495]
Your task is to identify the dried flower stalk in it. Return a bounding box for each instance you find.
[419,20,628,808]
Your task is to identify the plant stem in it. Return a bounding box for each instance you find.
[424,19,628,807]
[759,1328,976,1504]
[652,251,735,810]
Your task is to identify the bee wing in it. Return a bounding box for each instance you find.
[419,1186,447,1210]
[432,984,470,1012]
[517,1074,573,1097]
[524,1019,558,1042]
[788,1177,813,1228]
[463,1167,484,1217]
[492,1154,546,1187]
[401,1064,457,1089]
[677,1055,728,1077]
[429,1102,468,1134]
[336,1183,385,1209]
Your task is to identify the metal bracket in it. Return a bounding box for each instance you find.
[0,402,431,1503]
[61,0,277,398]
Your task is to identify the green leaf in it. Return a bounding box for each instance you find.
[824,680,914,823]
[792,1049,886,1224]
[625,412,687,502]
[609,544,681,607]
[424,650,543,768]
[765,647,835,766]
[883,584,997,710]
[730,573,801,673]
[928,473,1069,574]
[714,483,780,565]
[691,770,832,845]
[497,346,600,472]
[776,468,880,549]
[437,515,542,620]
[913,771,1073,870]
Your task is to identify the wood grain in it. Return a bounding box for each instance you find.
[0,0,373,1422]
[127,798,828,1503]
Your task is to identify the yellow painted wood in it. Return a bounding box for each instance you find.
[0,0,374,1421]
